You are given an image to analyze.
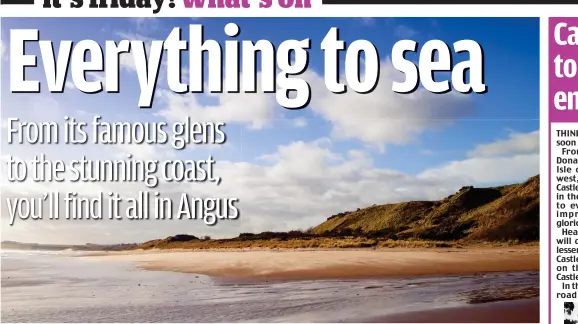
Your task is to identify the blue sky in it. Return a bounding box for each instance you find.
[0,18,540,244]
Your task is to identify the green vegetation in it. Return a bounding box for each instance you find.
[137,175,539,250]
[312,175,539,242]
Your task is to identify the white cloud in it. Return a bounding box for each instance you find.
[116,31,156,42]
[358,18,375,26]
[468,130,539,158]
[420,130,540,185]
[293,118,308,128]
[55,74,104,91]
[393,25,418,39]
[0,42,537,245]
[115,32,157,72]
[1,126,539,244]
[87,72,107,88]
[304,59,474,151]
[419,153,538,185]
[419,149,435,156]
[155,72,277,130]
[107,26,469,152]
[0,32,8,61]
[128,17,159,31]
[152,59,473,150]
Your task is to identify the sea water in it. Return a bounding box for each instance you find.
[1,249,539,323]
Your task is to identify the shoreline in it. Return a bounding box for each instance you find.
[88,246,539,281]
[2,247,539,322]
[85,244,540,256]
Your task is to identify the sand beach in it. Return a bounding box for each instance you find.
[91,247,540,280]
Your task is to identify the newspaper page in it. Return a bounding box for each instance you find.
[0,1,563,324]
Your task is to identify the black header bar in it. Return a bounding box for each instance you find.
[0,0,35,5]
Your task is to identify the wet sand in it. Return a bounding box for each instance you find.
[91,247,539,280]
[3,249,539,322]
[364,298,539,323]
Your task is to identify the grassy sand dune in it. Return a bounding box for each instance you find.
[312,175,539,241]
[135,175,539,251]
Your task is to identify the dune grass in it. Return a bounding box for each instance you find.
[135,176,539,251]
[136,236,538,250]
